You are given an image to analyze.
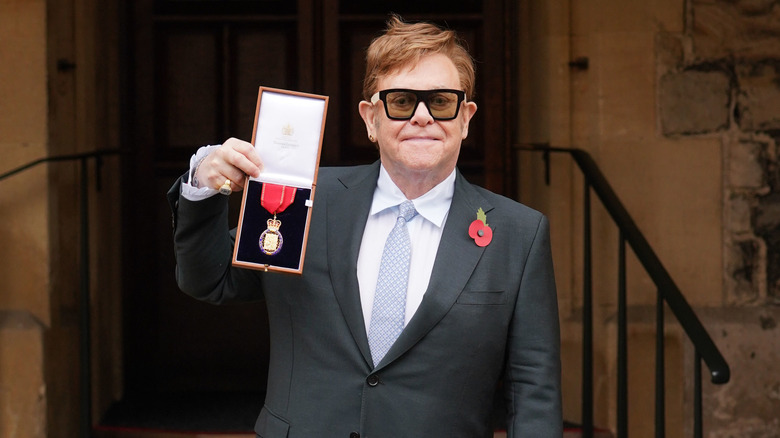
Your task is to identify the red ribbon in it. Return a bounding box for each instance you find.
[261,183,296,215]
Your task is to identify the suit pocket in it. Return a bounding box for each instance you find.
[255,406,290,437]
[456,290,507,305]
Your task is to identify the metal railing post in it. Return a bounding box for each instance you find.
[617,233,627,437]
[583,178,594,438]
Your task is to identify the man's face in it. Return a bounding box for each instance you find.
[359,53,477,187]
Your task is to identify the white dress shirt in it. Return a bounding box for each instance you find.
[357,165,454,333]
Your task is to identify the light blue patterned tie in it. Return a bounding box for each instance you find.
[368,200,418,367]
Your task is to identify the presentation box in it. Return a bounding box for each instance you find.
[232,87,328,274]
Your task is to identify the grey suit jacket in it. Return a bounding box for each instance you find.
[168,162,562,438]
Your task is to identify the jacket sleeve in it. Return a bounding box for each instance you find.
[167,174,264,304]
[505,215,563,437]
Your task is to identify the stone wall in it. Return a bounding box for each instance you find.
[659,0,780,304]
[0,0,50,322]
[0,0,50,436]
[657,0,780,435]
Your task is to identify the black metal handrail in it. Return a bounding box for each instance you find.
[518,144,730,438]
[0,149,124,438]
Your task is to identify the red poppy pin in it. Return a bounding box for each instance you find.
[468,208,493,247]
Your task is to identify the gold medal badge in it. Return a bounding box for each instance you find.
[259,216,283,255]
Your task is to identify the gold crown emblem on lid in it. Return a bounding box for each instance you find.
[282,123,294,136]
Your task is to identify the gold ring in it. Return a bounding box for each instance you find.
[218,179,232,196]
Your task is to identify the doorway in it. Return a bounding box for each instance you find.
[113,0,517,431]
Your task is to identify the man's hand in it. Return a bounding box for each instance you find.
[194,137,263,193]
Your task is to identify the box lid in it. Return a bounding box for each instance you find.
[250,89,326,188]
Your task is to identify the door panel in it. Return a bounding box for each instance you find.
[157,26,221,148]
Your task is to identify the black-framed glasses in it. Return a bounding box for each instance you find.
[370,88,466,121]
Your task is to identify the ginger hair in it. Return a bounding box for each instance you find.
[362,15,476,101]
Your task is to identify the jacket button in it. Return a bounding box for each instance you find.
[350,433,360,438]
[367,374,380,387]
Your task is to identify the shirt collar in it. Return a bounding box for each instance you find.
[369,164,455,228]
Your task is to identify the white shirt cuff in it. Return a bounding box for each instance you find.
[181,144,220,201]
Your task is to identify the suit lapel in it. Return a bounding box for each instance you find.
[326,162,380,367]
[376,171,494,369]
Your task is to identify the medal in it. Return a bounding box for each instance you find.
[259,217,283,255]
[259,183,296,255]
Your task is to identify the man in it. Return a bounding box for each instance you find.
[169,16,562,437]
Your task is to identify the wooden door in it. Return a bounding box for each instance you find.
[123,0,515,398]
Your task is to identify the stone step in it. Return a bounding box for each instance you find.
[97,393,613,438]
[95,426,612,438]
[94,429,253,438]
[494,425,613,438]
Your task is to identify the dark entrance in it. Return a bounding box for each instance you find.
[114,0,517,431]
